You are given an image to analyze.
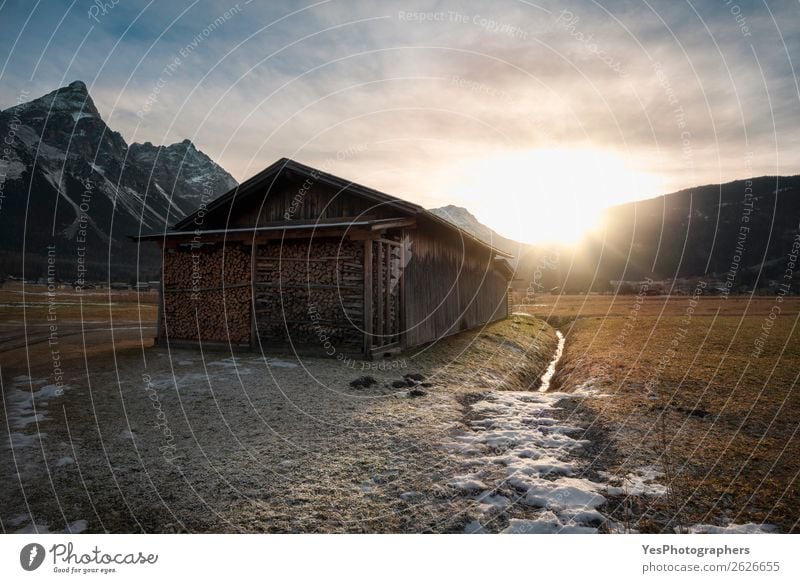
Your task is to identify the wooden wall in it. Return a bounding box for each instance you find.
[402,222,509,348]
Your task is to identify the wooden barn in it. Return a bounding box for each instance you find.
[134,158,514,358]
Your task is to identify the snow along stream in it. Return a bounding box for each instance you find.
[538,330,565,392]
[445,320,775,533]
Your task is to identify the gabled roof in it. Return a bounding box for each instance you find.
[132,217,416,242]
[171,157,513,258]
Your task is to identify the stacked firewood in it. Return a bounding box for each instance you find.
[161,244,251,343]
[163,244,249,287]
[254,239,364,347]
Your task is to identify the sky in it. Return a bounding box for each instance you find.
[1,0,798,244]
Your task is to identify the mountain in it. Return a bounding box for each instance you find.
[572,175,800,290]
[0,81,237,280]
[515,175,800,294]
[429,205,526,257]
[433,176,800,295]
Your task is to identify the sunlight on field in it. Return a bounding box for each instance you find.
[0,282,157,321]
[0,283,158,372]
[519,294,800,532]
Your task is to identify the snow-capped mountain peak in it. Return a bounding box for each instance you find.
[1,81,238,279]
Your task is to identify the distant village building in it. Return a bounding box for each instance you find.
[134,158,514,357]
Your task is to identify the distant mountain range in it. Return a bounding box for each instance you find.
[430,175,800,293]
[591,176,800,286]
[0,81,236,280]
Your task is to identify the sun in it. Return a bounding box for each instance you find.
[437,149,665,245]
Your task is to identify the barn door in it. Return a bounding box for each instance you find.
[367,237,404,355]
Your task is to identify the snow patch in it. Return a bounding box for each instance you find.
[604,466,668,497]
[7,432,45,449]
[538,330,565,392]
[14,522,52,534]
[502,514,597,534]
[446,388,672,533]
[72,111,94,122]
[267,359,299,369]
[1,159,26,180]
[65,519,88,533]
[520,476,607,510]
[399,491,421,501]
[448,477,488,493]
[689,523,776,534]
[4,380,68,433]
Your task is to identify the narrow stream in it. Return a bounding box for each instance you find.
[537,330,565,392]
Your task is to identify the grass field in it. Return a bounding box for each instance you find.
[0,282,157,377]
[518,293,800,532]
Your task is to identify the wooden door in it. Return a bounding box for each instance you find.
[367,237,404,355]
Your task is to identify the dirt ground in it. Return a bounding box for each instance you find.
[2,284,563,533]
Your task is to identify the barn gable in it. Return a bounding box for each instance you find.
[173,158,417,231]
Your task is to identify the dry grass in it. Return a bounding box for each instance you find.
[0,282,158,375]
[519,294,800,532]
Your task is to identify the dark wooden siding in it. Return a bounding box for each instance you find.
[200,173,397,229]
[402,222,509,347]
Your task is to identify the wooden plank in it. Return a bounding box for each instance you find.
[160,339,251,350]
[253,227,371,241]
[254,317,360,325]
[255,256,357,262]
[399,232,406,348]
[384,240,391,339]
[253,283,362,290]
[376,241,383,342]
[370,218,416,231]
[363,239,372,357]
[163,282,251,293]
[250,241,257,348]
[155,280,164,344]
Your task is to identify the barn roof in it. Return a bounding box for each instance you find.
[168,157,513,258]
[132,217,416,242]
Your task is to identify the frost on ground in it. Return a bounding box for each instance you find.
[4,378,65,433]
[688,523,776,534]
[13,519,88,534]
[446,389,668,534]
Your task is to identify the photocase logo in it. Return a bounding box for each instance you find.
[20,543,46,571]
